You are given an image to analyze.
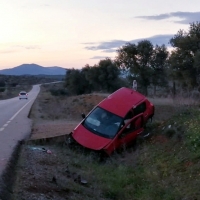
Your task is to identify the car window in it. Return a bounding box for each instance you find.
[120,115,143,136]
[133,102,146,115]
[125,110,134,120]
[122,110,134,128]
[20,93,26,95]
[83,107,123,139]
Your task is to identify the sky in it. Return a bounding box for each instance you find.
[0,0,200,70]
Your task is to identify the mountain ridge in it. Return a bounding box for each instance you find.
[0,63,68,75]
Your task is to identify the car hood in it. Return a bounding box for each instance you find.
[72,124,112,150]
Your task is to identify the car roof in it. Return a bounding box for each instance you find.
[98,87,146,117]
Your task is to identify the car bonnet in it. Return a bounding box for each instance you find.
[72,124,112,150]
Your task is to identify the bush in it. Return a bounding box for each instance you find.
[50,88,68,96]
[0,88,5,92]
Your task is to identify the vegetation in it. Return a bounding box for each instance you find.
[115,41,168,95]
[0,80,6,92]
[11,88,200,199]
[2,21,200,200]
[64,22,200,97]
[65,58,126,95]
[169,22,200,89]
[0,74,64,100]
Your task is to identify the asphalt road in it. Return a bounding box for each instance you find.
[0,85,40,179]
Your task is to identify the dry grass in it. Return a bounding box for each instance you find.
[10,85,200,200]
[29,86,107,139]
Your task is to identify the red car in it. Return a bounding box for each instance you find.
[69,87,154,155]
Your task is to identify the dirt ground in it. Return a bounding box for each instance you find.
[29,96,177,141]
[29,92,107,140]
[7,91,183,200]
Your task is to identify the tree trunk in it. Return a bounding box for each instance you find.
[153,85,156,96]
[145,86,148,96]
[172,81,176,98]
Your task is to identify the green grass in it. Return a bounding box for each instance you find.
[12,92,200,199]
[70,106,200,199]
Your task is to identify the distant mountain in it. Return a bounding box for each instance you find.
[0,63,68,75]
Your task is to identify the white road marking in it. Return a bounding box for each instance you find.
[10,100,32,121]
[0,99,33,132]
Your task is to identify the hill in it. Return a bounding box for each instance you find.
[0,63,68,75]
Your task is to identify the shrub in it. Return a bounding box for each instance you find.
[0,88,5,92]
[50,88,68,96]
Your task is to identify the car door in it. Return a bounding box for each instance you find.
[104,113,144,154]
[133,101,149,123]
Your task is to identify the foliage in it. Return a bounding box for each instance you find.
[9,82,18,87]
[168,22,200,89]
[0,74,62,99]
[16,106,200,200]
[151,45,169,94]
[49,88,68,96]
[0,79,6,93]
[115,41,169,95]
[63,21,200,97]
[0,88,5,92]
[12,86,200,199]
[0,80,5,87]
[182,109,200,152]
[65,58,122,95]
[65,68,88,95]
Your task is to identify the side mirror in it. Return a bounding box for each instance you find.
[81,113,86,119]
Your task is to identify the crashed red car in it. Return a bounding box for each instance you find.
[69,87,154,155]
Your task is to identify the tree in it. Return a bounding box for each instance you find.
[65,69,87,95]
[194,51,200,85]
[168,49,195,88]
[64,58,121,94]
[83,58,121,92]
[115,43,138,72]
[135,40,154,95]
[80,64,94,93]
[83,64,101,91]
[115,40,168,95]
[169,22,200,89]
[151,45,169,95]
[0,80,6,93]
[97,58,120,91]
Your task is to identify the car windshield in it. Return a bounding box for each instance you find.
[82,107,123,139]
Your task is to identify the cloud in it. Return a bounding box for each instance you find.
[85,34,173,53]
[0,45,41,54]
[90,56,108,59]
[25,46,41,50]
[138,34,173,46]
[14,45,41,50]
[136,11,200,24]
[85,40,126,52]
[0,50,18,54]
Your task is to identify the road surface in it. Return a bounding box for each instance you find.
[0,85,40,189]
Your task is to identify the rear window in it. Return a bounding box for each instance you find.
[20,92,26,95]
[133,102,146,115]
